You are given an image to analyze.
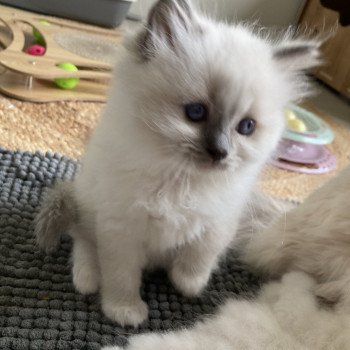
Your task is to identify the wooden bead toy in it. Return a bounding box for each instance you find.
[0,5,121,102]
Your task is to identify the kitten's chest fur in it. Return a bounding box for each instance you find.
[146,210,204,252]
[134,173,239,252]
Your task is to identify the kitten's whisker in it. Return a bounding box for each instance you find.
[141,118,160,134]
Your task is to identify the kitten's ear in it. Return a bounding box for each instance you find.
[137,0,198,59]
[273,39,321,71]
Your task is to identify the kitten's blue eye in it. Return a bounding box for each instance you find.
[185,103,208,122]
[236,118,256,136]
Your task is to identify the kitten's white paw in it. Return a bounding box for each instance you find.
[170,266,209,297]
[73,263,99,295]
[102,299,148,327]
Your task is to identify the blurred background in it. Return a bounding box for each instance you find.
[130,0,306,27]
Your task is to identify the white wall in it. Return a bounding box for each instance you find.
[129,0,306,27]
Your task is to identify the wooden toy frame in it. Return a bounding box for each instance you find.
[0,5,122,102]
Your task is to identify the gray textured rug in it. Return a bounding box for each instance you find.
[0,149,261,350]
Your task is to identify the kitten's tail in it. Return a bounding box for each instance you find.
[34,181,79,253]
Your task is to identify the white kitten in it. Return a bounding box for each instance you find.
[243,164,350,308]
[102,272,350,350]
[35,0,320,327]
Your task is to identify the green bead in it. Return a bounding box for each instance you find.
[54,63,80,90]
[32,20,49,46]
[39,19,50,25]
[32,28,45,45]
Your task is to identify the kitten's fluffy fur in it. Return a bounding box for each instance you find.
[243,165,350,308]
[103,166,350,350]
[35,0,320,326]
[103,272,350,350]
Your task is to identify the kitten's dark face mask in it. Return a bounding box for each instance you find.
[184,102,229,163]
[183,101,257,166]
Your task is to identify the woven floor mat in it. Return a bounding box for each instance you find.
[0,148,260,350]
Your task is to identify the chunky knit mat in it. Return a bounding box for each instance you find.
[0,149,260,350]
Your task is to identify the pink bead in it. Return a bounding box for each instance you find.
[25,45,46,56]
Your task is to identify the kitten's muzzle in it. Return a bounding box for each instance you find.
[205,131,229,162]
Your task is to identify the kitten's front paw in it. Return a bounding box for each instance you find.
[170,266,209,297]
[73,263,99,295]
[102,299,148,327]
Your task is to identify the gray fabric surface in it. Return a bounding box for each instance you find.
[0,149,261,350]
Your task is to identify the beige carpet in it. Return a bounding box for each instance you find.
[0,97,102,159]
[0,95,349,203]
